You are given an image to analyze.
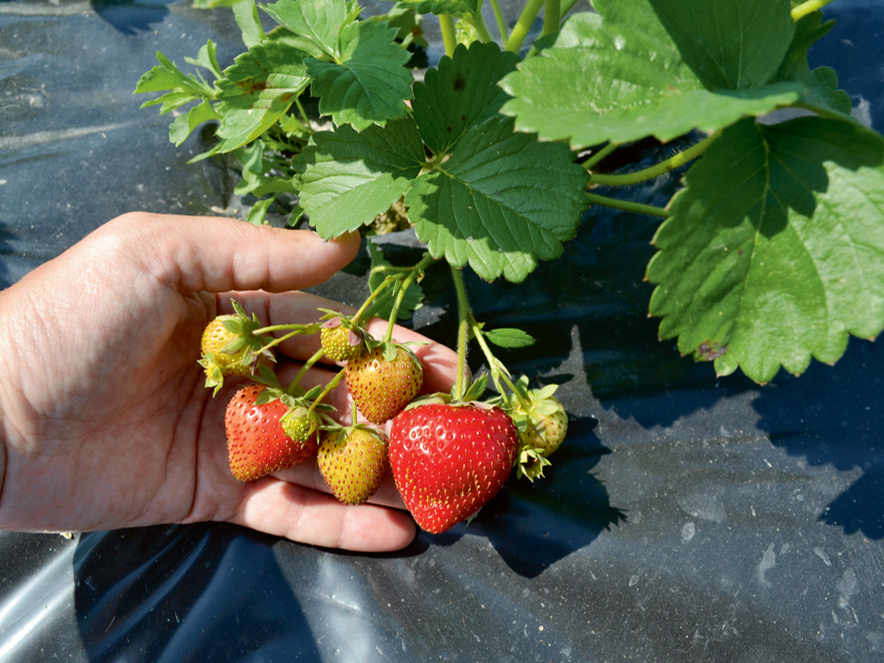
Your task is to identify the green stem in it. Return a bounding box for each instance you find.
[487,0,508,42]
[439,15,458,57]
[589,136,712,187]
[450,266,472,402]
[560,0,580,16]
[383,252,436,344]
[466,315,528,410]
[585,192,670,219]
[468,13,494,43]
[791,0,835,21]
[306,370,346,414]
[293,96,311,129]
[467,318,505,399]
[254,327,318,355]
[581,142,617,170]
[504,0,546,53]
[351,274,400,326]
[253,323,311,336]
[286,347,326,394]
[543,0,560,37]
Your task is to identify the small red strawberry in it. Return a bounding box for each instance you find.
[225,385,318,482]
[318,426,389,505]
[345,342,423,425]
[389,402,519,534]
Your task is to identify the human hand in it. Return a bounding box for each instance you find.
[0,212,458,552]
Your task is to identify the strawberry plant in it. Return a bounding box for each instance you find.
[138,0,884,530]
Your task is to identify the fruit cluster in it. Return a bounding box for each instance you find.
[200,263,568,534]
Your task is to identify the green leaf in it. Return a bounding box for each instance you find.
[261,0,348,59]
[232,0,265,48]
[499,6,802,150]
[483,327,536,348]
[134,51,215,113]
[306,20,413,130]
[215,96,294,152]
[246,196,277,225]
[169,100,220,146]
[406,116,588,283]
[294,119,426,237]
[367,242,425,321]
[211,41,311,152]
[645,0,794,90]
[297,41,589,282]
[216,41,310,108]
[412,41,518,156]
[772,12,852,117]
[646,117,884,383]
[395,0,479,20]
[371,5,429,49]
[184,40,222,80]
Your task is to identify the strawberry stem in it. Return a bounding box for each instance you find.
[383,252,435,343]
[253,323,317,336]
[588,136,711,186]
[253,327,320,356]
[306,370,346,415]
[352,274,399,326]
[285,347,326,394]
[466,315,531,410]
[450,265,471,402]
[581,142,617,170]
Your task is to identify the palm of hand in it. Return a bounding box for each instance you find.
[0,213,449,551]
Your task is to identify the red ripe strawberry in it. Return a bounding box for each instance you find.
[345,343,423,425]
[225,385,318,482]
[388,403,519,534]
[318,426,389,505]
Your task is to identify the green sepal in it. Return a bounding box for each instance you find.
[459,373,489,403]
[483,327,535,349]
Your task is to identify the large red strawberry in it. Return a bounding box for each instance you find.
[345,343,423,424]
[388,402,519,534]
[225,385,318,482]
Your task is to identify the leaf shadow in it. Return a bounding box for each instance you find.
[751,336,884,540]
[474,418,627,578]
[89,0,172,35]
[408,417,626,579]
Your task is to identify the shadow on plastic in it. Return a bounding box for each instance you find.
[407,416,627,578]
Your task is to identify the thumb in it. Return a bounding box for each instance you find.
[96,212,361,294]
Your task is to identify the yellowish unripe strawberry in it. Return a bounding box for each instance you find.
[318,426,389,505]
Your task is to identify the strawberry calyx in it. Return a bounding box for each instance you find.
[199,300,277,395]
[318,309,367,362]
[505,376,569,482]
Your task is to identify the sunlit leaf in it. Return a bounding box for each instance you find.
[647,117,884,382]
